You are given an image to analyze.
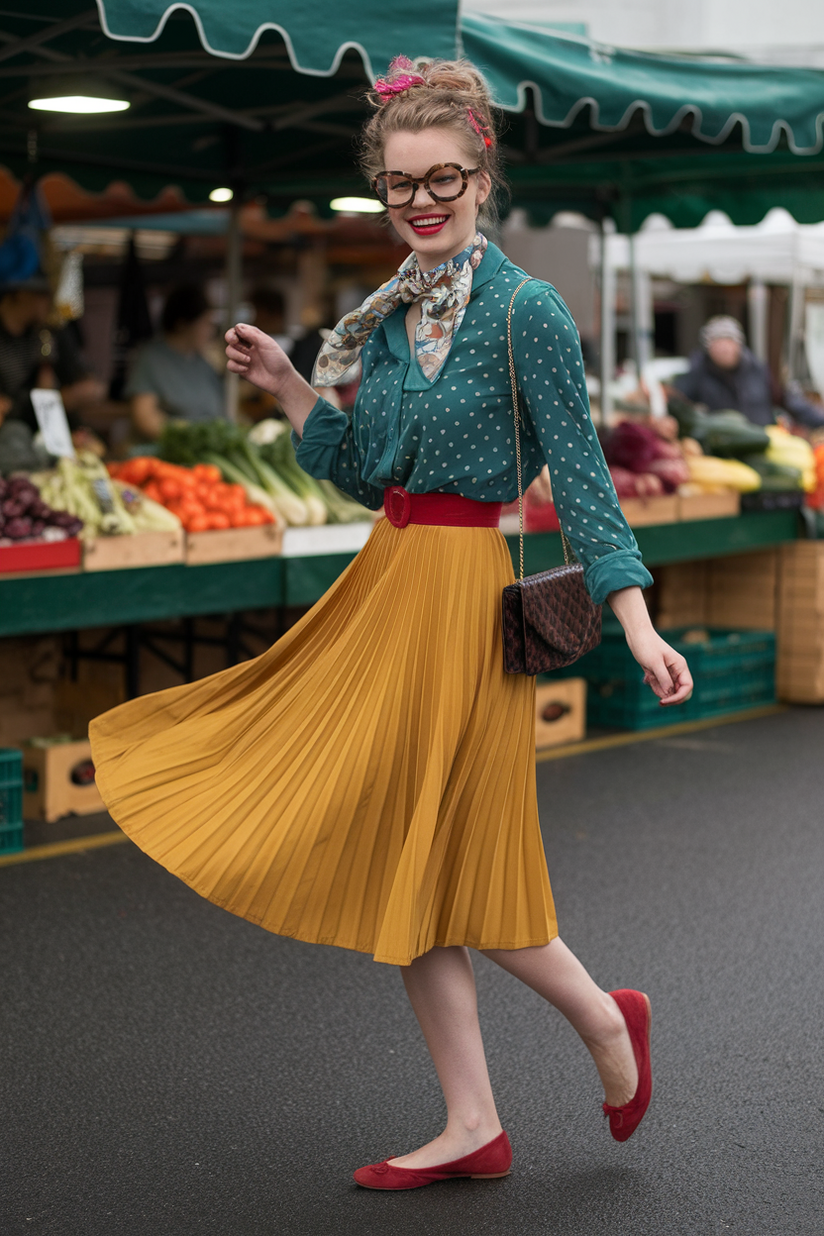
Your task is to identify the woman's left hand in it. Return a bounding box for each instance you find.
[626,630,694,707]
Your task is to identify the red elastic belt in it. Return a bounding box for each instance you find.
[383,486,502,528]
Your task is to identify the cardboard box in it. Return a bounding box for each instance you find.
[709,600,778,631]
[777,545,824,696]
[780,541,824,572]
[712,550,778,585]
[54,679,126,738]
[677,491,741,522]
[776,543,824,700]
[619,495,679,527]
[0,704,56,748]
[655,561,710,628]
[776,654,824,703]
[22,739,105,823]
[185,521,284,565]
[535,678,586,749]
[0,636,61,694]
[83,529,185,571]
[707,551,779,630]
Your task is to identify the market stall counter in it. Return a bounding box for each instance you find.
[0,509,801,639]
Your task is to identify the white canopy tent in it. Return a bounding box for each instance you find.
[605,209,824,287]
[592,208,824,416]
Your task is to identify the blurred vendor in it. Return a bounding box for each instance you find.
[674,315,824,430]
[126,283,224,440]
[0,274,105,432]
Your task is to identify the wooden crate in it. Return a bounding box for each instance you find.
[83,529,185,571]
[185,521,284,566]
[677,491,740,522]
[22,739,104,823]
[619,495,679,527]
[535,678,586,749]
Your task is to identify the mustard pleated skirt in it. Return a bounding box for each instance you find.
[89,518,557,966]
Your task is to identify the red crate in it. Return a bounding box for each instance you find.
[0,537,82,574]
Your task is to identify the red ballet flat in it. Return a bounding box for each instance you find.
[353,1130,513,1190]
[603,989,653,1142]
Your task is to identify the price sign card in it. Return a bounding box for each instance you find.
[30,388,75,459]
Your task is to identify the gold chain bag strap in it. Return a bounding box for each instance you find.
[501,278,602,675]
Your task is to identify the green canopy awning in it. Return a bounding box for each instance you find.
[461,14,824,229]
[0,4,820,228]
[462,14,824,155]
[97,0,459,76]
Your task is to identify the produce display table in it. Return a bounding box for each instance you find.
[0,510,800,639]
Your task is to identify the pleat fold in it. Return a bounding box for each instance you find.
[90,518,557,965]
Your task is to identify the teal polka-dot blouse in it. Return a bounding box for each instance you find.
[295,240,652,604]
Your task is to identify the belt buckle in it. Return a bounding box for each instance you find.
[386,486,411,528]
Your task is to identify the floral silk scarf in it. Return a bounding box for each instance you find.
[313,232,487,386]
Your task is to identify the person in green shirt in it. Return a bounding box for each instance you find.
[90,54,692,1194]
[224,56,692,1187]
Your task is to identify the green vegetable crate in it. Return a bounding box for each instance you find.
[546,627,775,731]
[0,748,24,855]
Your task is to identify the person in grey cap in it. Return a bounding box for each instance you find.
[673,314,824,430]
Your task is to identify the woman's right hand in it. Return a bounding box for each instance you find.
[225,323,293,396]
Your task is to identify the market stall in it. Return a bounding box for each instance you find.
[598,207,824,382]
[3,3,824,850]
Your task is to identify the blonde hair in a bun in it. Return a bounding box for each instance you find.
[360,56,506,231]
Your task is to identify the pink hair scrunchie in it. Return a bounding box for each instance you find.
[374,55,426,102]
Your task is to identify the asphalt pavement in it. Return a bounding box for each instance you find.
[1,707,822,1236]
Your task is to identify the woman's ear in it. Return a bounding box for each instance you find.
[475,169,492,208]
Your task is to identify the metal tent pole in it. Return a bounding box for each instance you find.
[630,232,654,375]
[599,217,616,424]
[787,271,805,384]
[748,277,769,364]
[224,198,242,422]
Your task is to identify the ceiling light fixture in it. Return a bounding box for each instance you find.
[209,187,234,202]
[29,94,130,114]
[28,76,130,115]
[330,197,385,214]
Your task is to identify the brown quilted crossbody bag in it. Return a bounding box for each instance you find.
[501,278,602,675]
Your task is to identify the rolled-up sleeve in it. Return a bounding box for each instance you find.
[514,285,653,605]
[293,397,384,510]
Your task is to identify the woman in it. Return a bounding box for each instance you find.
[126,283,224,440]
[90,57,692,1189]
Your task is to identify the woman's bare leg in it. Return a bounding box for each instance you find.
[482,938,638,1108]
[389,945,503,1170]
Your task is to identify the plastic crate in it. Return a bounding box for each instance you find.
[545,628,775,731]
[587,678,697,730]
[693,669,776,719]
[689,630,775,677]
[0,821,24,854]
[0,749,24,854]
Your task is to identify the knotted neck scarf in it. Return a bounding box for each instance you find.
[313,232,488,386]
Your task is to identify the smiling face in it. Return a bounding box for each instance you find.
[381,127,491,272]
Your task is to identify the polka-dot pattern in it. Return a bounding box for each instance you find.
[295,246,653,603]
